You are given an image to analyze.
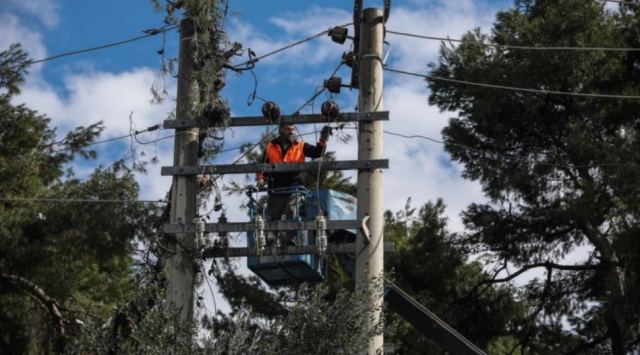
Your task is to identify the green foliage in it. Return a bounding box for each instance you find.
[69,276,200,355]
[70,273,381,354]
[384,199,524,353]
[257,283,383,355]
[0,44,29,97]
[208,258,288,320]
[0,44,163,353]
[428,0,640,353]
[150,0,234,123]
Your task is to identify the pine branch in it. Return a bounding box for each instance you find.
[484,261,605,284]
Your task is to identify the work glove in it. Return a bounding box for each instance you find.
[320,125,332,141]
[256,178,266,191]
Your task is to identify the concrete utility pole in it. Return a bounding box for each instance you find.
[356,7,385,354]
[165,18,199,322]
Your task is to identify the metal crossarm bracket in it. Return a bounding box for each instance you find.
[165,219,360,234]
[164,111,389,129]
[161,159,388,176]
[202,242,395,258]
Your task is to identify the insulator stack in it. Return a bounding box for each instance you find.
[321,100,340,120]
[315,213,327,256]
[342,51,356,68]
[194,217,206,248]
[329,26,348,44]
[254,215,266,255]
[261,101,281,120]
[325,76,342,94]
[218,213,228,248]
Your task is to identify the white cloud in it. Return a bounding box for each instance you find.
[18,68,176,135]
[6,0,60,28]
[386,0,497,72]
[14,68,177,200]
[0,13,47,69]
[268,6,351,35]
[227,6,351,68]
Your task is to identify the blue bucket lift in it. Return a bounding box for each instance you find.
[246,187,357,286]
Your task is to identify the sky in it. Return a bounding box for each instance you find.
[2,0,525,316]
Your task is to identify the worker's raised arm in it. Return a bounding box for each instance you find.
[303,125,331,158]
[256,146,269,189]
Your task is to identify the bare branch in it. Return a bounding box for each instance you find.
[0,273,67,351]
[485,262,605,284]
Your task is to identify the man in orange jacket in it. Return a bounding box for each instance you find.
[257,123,331,221]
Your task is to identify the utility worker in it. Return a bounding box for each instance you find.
[257,123,331,222]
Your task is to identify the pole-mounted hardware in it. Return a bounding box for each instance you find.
[321,100,340,120]
[261,101,281,120]
[218,213,229,248]
[164,111,388,129]
[324,76,353,94]
[328,26,350,44]
[194,217,206,248]
[315,212,328,256]
[254,215,266,256]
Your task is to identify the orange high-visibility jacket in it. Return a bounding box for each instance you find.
[256,138,326,189]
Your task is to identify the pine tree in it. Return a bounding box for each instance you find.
[384,199,524,354]
[0,44,162,353]
[428,1,640,353]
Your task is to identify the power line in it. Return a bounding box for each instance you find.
[231,23,351,69]
[603,0,640,5]
[135,134,175,145]
[56,123,166,148]
[382,128,637,169]
[15,25,178,69]
[0,197,168,204]
[384,130,445,145]
[384,67,640,100]
[386,29,640,52]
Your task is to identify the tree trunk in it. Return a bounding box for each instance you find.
[582,223,626,354]
[606,259,626,355]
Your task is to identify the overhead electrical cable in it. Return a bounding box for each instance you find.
[384,67,640,100]
[48,123,167,148]
[603,0,640,5]
[14,25,178,69]
[0,197,168,204]
[231,23,352,69]
[381,129,637,169]
[135,134,175,145]
[386,29,640,52]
